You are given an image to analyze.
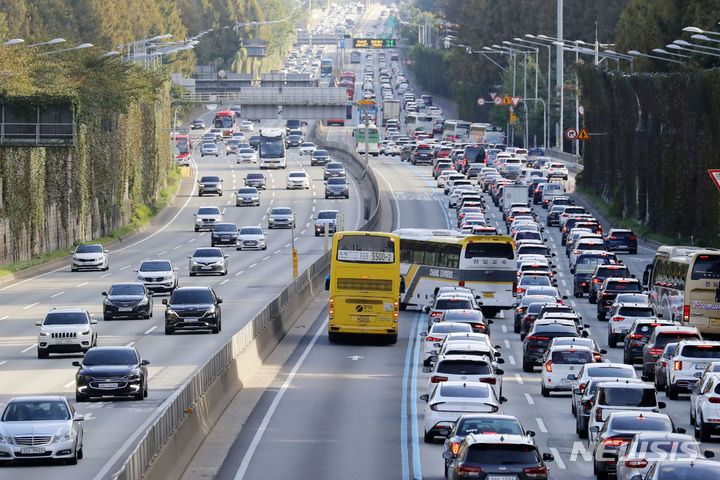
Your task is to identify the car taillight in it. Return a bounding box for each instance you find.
[649,348,663,356]
[684,305,690,322]
[528,336,549,341]
[674,361,683,371]
[603,438,629,447]
[629,236,637,240]
[624,459,648,468]
[473,323,486,331]
[426,336,442,342]
[594,354,603,362]
[661,361,667,367]
[709,397,720,404]
[431,311,443,317]
[545,360,552,372]
[613,316,625,322]
[609,236,617,240]
[517,287,526,294]
[593,278,602,283]
[523,467,547,478]
[579,383,586,391]
[596,407,604,421]
[431,375,449,383]
[429,402,445,411]
[629,333,644,339]
[512,282,518,295]
[479,377,497,385]
[451,442,460,455]
[457,465,483,475]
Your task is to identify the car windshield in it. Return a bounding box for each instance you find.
[193,248,222,258]
[109,284,145,296]
[289,173,306,178]
[612,417,671,432]
[691,254,720,280]
[213,224,236,232]
[680,345,720,359]
[240,227,263,235]
[314,150,329,157]
[458,418,522,436]
[301,142,315,147]
[520,276,551,286]
[440,384,490,398]
[587,366,635,379]
[466,444,539,465]
[247,174,263,179]
[317,212,337,220]
[657,462,719,479]
[198,208,220,215]
[238,148,254,154]
[435,299,473,310]
[83,348,138,366]
[436,360,491,375]
[238,188,257,194]
[327,178,346,185]
[227,140,240,146]
[599,387,656,407]
[551,350,593,364]
[445,311,483,322]
[519,246,550,256]
[272,208,292,215]
[578,255,612,266]
[2,400,70,421]
[44,312,87,325]
[75,245,102,253]
[140,261,171,272]
[430,323,473,334]
[170,289,213,304]
[606,281,642,292]
[327,163,343,170]
[464,242,514,259]
[201,176,220,183]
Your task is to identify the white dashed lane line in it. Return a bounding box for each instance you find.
[63,380,75,388]
[121,265,131,270]
[524,393,535,405]
[220,279,229,285]
[144,326,157,335]
[20,344,36,353]
[514,373,524,385]
[23,302,39,310]
[0,315,7,321]
[76,282,88,288]
[51,292,64,298]
[536,418,548,433]
[249,263,258,268]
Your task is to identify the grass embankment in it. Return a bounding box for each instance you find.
[0,167,182,278]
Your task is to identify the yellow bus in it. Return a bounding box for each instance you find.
[326,231,403,343]
[643,246,720,333]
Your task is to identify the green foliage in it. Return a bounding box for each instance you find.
[407,45,450,96]
[576,64,720,247]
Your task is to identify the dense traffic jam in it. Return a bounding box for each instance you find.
[376,61,720,478]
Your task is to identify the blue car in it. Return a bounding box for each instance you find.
[604,228,638,254]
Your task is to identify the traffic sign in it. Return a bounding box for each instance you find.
[339,39,345,49]
[358,99,375,105]
[493,97,502,105]
[477,97,485,106]
[501,95,512,105]
[578,105,584,115]
[565,128,578,140]
[509,112,518,123]
[510,96,521,107]
[577,127,590,140]
[709,169,720,193]
[489,92,497,99]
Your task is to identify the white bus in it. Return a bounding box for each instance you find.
[442,120,471,141]
[405,113,435,136]
[393,228,518,317]
[469,123,490,143]
[353,124,381,156]
[258,128,286,169]
[644,245,720,333]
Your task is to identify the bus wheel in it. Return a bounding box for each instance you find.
[328,332,339,343]
[399,302,407,311]
[387,334,398,345]
[482,307,500,318]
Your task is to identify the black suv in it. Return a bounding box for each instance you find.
[163,286,222,335]
[641,326,702,379]
[210,223,238,246]
[604,228,638,254]
[310,149,331,166]
[412,144,434,165]
[587,264,631,303]
[572,258,623,298]
[623,319,673,364]
[595,277,642,320]
[522,320,585,372]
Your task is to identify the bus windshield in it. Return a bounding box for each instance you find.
[464,242,514,259]
[259,136,284,158]
[214,115,232,129]
[691,254,720,280]
[336,235,395,264]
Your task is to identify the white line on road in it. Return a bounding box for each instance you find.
[144,326,157,335]
[504,339,511,348]
[220,279,229,285]
[121,265,131,270]
[232,319,328,480]
[249,263,258,268]
[300,229,306,235]
[285,243,291,248]
[536,418,548,433]
[508,356,516,365]
[20,344,36,353]
[51,292,64,298]
[157,251,167,256]
[550,448,566,469]
[515,373,524,385]
[23,302,39,310]
[0,315,7,321]
[501,324,507,333]
[262,256,270,261]
[63,380,75,388]
[0,360,6,367]
[274,250,281,254]
[100,273,111,278]
[173,245,183,249]
[76,281,88,288]
[234,270,244,277]
[188,238,196,243]
[524,393,535,405]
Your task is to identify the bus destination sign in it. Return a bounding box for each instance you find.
[352,38,396,49]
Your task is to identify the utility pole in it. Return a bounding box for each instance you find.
[557,0,564,151]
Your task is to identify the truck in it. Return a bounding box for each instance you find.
[381,99,400,126]
[500,184,530,211]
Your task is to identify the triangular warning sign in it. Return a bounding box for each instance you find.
[577,127,590,140]
[501,95,512,105]
[510,96,521,107]
[489,92,497,99]
[709,169,720,192]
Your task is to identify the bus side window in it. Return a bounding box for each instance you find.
[325,274,330,291]
[399,276,406,294]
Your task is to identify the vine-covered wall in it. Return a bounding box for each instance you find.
[0,87,172,265]
[577,65,720,248]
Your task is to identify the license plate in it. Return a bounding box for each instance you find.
[712,318,720,326]
[487,475,517,480]
[353,315,373,323]
[183,318,198,322]
[269,163,275,167]
[695,364,708,370]
[99,383,119,389]
[560,378,572,384]
[57,339,75,344]
[483,292,494,298]
[118,307,132,312]
[20,447,45,454]
[201,266,213,270]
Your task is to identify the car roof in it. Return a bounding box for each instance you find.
[596,378,648,389]
[172,286,213,292]
[7,395,67,403]
[465,433,534,447]
[47,308,88,313]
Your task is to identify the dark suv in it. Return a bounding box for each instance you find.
[604,228,638,254]
[641,326,702,379]
[595,278,642,321]
[623,319,673,364]
[412,144,434,165]
[210,223,238,246]
[163,286,222,335]
[587,264,631,303]
[522,320,585,372]
[310,149,331,166]
[444,433,553,480]
[573,254,619,298]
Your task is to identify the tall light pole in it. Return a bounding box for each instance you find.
[557,0,564,151]
[0,39,24,46]
[627,50,686,65]
[41,43,93,55]
[520,35,552,149]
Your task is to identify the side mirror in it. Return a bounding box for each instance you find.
[441,451,454,460]
[217,298,223,304]
[494,345,502,350]
[657,401,666,409]
[420,331,427,338]
[499,396,508,403]
[422,366,431,374]
[600,349,608,355]
[420,394,428,402]
[641,375,650,382]
[495,368,505,375]
[705,450,715,458]
[582,330,589,338]
[424,306,431,313]
[90,319,98,325]
[429,355,438,363]
[101,292,107,296]
[72,361,81,367]
[676,427,686,434]
[174,268,179,271]
[141,360,150,366]
[656,313,664,319]
[562,295,568,300]
[496,358,505,364]
[187,255,192,258]
[162,299,168,305]
[567,374,577,381]
[589,426,599,433]
[399,275,406,294]
[584,323,591,329]
[542,453,554,462]
[35,321,42,326]
[526,430,536,437]
[74,414,85,422]
[573,388,582,395]
[133,269,138,272]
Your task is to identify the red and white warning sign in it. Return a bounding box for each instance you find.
[709,169,720,192]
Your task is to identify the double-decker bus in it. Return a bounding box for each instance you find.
[171,134,192,164]
[393,228,518,317]
[258,128,286,169]
[213,110,235,137]
[353,124,381,156]
[326,231,403,343]
[442,120,471,142]
[643,246,720,333]
[320,58,333,77]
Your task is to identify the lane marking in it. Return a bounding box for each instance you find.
[508,355,516,365]
[501,324,507,333]
[400,313,420,480]
[121,265,131,270]
[64,380,75,388]
[220,279,229,285]
[0,315,7,320]
[144,326,157,335]
[233,319,328,480]
[76,281,89,288]
[51,291,64,298]
[157,250,167,256]
[514,373,524,385]
[536,418,548,433]
[100,273,111,278]
[410,312,424,480]
[504,339,511,348]
[550,447,566,469]
[524,393,535,405]
[20,344,36,353]
[0,360,6,367]
[262,256,270,261]
[249,263,258,268]
[234,270,244,277]
[23,302,39,310]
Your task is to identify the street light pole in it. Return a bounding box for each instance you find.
[556,0,564,151]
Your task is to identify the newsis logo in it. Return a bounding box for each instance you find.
[568,440,704,463]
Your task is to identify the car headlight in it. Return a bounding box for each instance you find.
[166,308,177,316]
[0,431,7,443]
[137,275,145,281]
[191,260,201,266]
[81,330,90,335]
[54,430,73,443]
[125,373,140,381]
[137,297,149,306]
[39,331,49,336]
[268,218,275,223]
[164,275,174,280]
[77,374,92,382]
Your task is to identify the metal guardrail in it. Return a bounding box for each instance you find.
[112,122,382,480]
[0,122,76,147]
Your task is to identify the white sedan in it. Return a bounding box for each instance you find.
[235,226,267,251]
[237,148,257,163]
[240,120,254,132]
[299,142,317,156]
[421,381,505,443]
[286,171,310,189]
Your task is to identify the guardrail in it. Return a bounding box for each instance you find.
[112,122,382,480]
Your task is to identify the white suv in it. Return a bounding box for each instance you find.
[36,308,98,358]
[665,340,720,399]
[607,303,657,348]
[193,206,222,232]
[541,345,595,396]
[691,373,720,440]
[423,354,504,398]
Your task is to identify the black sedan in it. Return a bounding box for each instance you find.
[163,286,222,335]
[74,346,149,402]
[102,282,153,320]
[211,223,239,246]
